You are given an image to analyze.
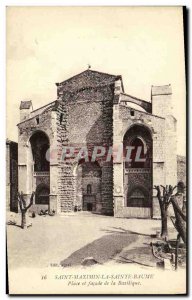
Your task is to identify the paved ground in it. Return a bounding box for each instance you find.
[7,212,177,270]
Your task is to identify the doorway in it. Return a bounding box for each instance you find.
[76,160,101,212]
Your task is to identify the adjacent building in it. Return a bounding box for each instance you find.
[6,139,18,212]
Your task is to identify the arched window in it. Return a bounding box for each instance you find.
[123,125,152,169]
[87,184,92,194]
[127,187,150,208]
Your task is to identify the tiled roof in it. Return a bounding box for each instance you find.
[56,69,123,93]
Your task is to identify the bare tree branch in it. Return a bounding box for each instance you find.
[26,192,35,210]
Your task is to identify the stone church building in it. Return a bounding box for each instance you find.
[17,69,177,218]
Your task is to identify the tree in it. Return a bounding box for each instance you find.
[154,185,177,239]
[170,195,186,244]
[18,191,35,229]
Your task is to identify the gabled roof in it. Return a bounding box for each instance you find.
[56,69,124,93]
[17,100,58,125]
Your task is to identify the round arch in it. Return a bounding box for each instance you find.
[129,136,148,153]
[123,124,153,217]
[27,129,50,145]
[127,185,150,208]
[123,124,152,169]
[29,130,50,172]
[72,157,102,176]
[122,123,153,143]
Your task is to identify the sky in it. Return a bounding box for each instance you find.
[6,6,186,155]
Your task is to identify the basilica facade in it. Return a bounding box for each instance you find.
[17,69,177,218]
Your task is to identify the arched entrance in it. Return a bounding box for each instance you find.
[75,160,102,212]
[123,125,152,218]
[29,131,50,172]
[29,131,50,210]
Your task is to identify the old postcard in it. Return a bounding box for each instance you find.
[6,6,187,295]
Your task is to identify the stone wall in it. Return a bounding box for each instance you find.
[17,72,179,219]
[113,103,166,218]
[17,106,56,209]
[151,85,177,217]
[56,84,114,214]
[177,155,186,185]
[76,162,102,212]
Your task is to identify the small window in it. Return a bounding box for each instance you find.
[36,116,39,124]
[87,184,92,194]
[130,110,135,117]
[60,113,64,125]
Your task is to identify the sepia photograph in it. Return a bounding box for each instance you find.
[6,5,187,295]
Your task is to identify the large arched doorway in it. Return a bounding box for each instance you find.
[75,160,102,212]
[29,131,50,209]
[123,125,152,218]
[30,131,50,172]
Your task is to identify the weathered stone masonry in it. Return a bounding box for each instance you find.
[56,83,114,215]
[17,69,179,218]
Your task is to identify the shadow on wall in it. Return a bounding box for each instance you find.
[86,115,105,145]
[60,229,138,267]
